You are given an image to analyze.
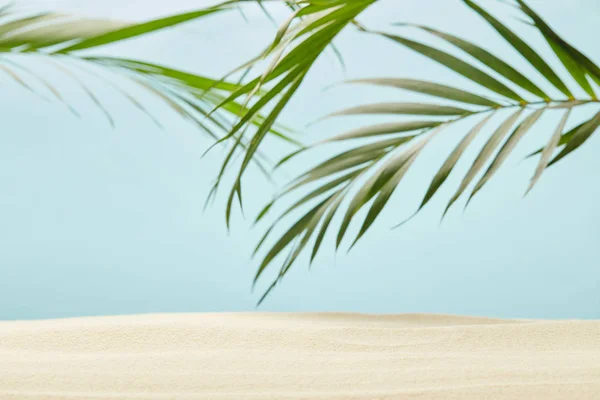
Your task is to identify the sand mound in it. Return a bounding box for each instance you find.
[1,313,599,399]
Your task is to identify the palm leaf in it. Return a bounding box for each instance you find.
[397,24,549,100]
[549,111,600,166]
[463,0,573,99]
[324,121,439,142]
[380,32,525,102]
[468,108,544,203]
[445,109,523,213]
[417,113,495,213]
[208,0,378,225]
[0,3,296,148]
[527,109,571,194]
[251,0,600,303]
[513,0,597,98]
[56,8,225,53]
[345,78,500,107]
[324,102,473,118]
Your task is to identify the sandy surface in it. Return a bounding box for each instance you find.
[1,313,599,399]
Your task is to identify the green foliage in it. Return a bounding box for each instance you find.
[208,0,378,228]
[5,0,599,305]
[0,2,294,148]
[249,0,600,303]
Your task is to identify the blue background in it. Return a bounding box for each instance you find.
[1,0,598,319]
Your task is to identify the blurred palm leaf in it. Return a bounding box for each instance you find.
[208,0,378,227]
[252,0,600,303]
[0,2,296,151]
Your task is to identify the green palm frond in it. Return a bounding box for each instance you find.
[253,0,600,303]
[208,0,377,228]
[0,2,295,149]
